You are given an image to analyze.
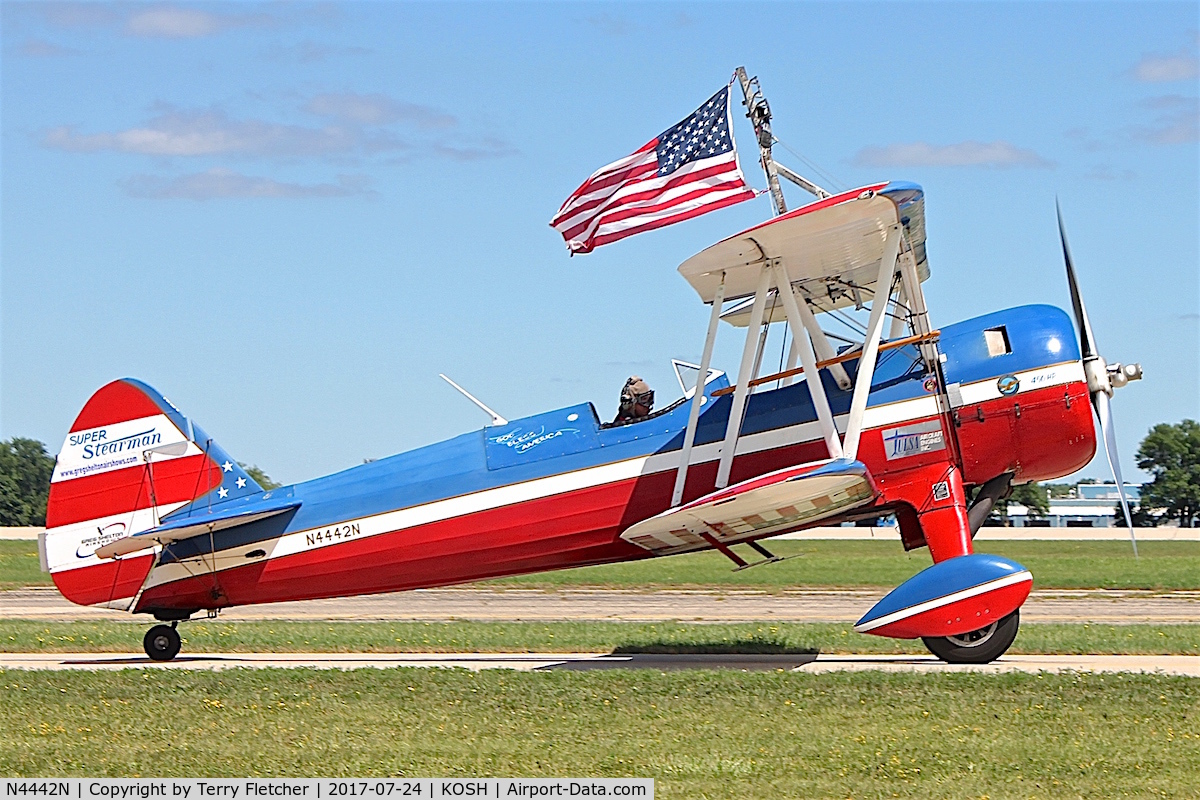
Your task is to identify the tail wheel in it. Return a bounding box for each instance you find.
[922,610,1019,664]
[144,624,182,661]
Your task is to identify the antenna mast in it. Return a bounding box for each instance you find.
[439,374,508,426]
[734,67,831,215]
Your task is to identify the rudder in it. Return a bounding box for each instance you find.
[42,379,261,609]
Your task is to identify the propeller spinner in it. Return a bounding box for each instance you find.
[1056,201,1144,555]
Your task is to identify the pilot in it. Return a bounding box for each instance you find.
[613,376,654,424]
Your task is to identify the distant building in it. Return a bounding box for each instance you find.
[1006,483,1146,528]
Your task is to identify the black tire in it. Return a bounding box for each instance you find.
[144,624,182,661]
[922,610,1019,664]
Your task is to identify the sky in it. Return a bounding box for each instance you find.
[2,1,1197,487]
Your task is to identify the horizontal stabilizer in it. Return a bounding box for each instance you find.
[621,459,876,555]
[95,495,300,559]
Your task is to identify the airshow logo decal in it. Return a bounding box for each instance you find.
[997,375,1020,396]
[490,426,580,455]
[881,421,946,461]
[52,415,190,483]
[76,522,128,558]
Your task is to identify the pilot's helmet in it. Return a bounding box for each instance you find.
[620,376,655,417]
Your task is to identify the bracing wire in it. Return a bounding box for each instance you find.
[773,136,849,193]
[828,307,868,336]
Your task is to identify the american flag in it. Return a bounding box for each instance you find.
[550,85,758,254]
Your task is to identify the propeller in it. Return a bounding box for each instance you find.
[1056,200,1144,555]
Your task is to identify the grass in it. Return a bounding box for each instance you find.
[0,668,1197,798]
[0,541,44,591]
[8,540,1198,590]
[2,620,1199,655]
[480,540,1200,591]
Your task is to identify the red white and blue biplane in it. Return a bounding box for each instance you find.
[39,73,1142,663]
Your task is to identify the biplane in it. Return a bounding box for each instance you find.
[39,74,1142,664]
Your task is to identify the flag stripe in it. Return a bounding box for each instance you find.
[572,182,756,253]
[552,159,660,226]
[558,156,752,243]
[553,154,659,219]
[551,143,658,217]
[555,153,751,247]
[550,84,757,253]
[592,180,757,235]
[591,187,758,249]
[583,159,753,223]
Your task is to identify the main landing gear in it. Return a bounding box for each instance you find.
[921,610,1020,664]
[143,623,182,661]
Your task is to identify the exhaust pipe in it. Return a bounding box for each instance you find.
[968,472,1014,537]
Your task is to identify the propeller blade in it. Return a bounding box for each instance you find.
[1093,390,1138,557]
[1056,200,1098,360]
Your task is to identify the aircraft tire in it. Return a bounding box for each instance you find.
[144,625,182,662]
[921,610,1019,664]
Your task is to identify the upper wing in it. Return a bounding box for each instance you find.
[95,494,301,559]
[677,182,927,310]
[620,459,877,555]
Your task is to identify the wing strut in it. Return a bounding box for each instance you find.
[671,273,727,506]
[842,224,903,460]
[791,287,853,390]
[715,266,773,488]
[771,260,844,460]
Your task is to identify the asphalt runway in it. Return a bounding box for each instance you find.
[2,586,1197,624]
[2,651,1197,675]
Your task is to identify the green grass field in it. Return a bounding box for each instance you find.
[0,541,46,590]
[481,539,1200,591]
[1,669,1196,798]
[3,620,1198,655]
[5,539,1199,590]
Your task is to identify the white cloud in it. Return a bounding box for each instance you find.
[43,108,401,158]
[1133,105,1200,145]
[432,138,520,162]
[40,4,120,29]
[1131,49,1199,82]
[126,169,375,200]
[41,97,516,164]
[1140,94,1196,110]
[304,93,456,129]
[126,7,224,38]
[852,141,1054,169]
[16,39,78,57]
[42,96,515,199]
[38,3,274,39]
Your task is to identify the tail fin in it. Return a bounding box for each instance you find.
[43,379,262,609]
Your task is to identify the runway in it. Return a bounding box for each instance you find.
[2,651,1197,675]
[2,586,1197,624]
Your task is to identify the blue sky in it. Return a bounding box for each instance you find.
[2,2,1197,486]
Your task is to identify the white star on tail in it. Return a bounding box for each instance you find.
[218,487,229,499]
[236,477,247,489]
[222,461,233,472]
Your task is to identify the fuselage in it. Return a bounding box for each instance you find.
[47,303,1096,616]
